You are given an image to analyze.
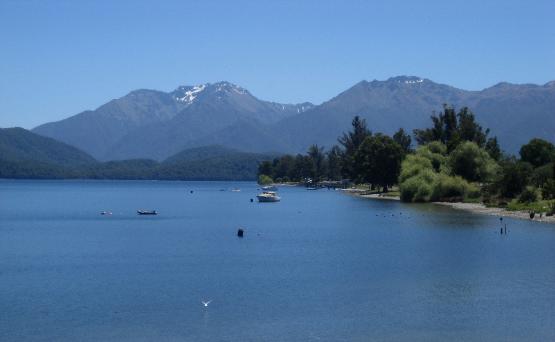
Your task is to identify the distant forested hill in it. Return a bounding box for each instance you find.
[156,145,276,180]
[0,127,96,178]
[0,127,96,165]
[0,128,272,180]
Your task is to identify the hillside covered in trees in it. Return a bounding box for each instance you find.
[0,128,273,180]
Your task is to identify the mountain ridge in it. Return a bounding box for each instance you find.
[34,81,313,160]
[32,76,555,158]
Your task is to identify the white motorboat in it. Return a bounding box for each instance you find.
[256,191,281,202]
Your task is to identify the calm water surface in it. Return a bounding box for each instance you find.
[1,180,554,341]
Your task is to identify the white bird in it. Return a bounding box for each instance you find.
[201,300,212,307]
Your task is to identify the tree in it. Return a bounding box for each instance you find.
[485,136,502,161]
[354,134,403,191]
[272,155,296,181]
[258,161,273,178]
[448,142,498,182]
[413,105,491,152]
[393,128,412,156]
[531,162,554,187]
[326,145,343,180]
[338,116,371,179]
[457,107,487,147]
[542,179,555,200]
[292,154,314,181]
[494,158,533,198]
[307,144,326,181]
[519,138,555,168]
[258,174,273,185]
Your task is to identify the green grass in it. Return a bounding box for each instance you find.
[506,199,555,213]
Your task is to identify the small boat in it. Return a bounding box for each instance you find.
[100,211,112,216]
[231,188,241,192]
[262,185,278,191]
[256,191,281,202]
[306,187,319,190]
[137,210,157,215]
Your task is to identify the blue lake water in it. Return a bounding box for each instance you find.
[1,180,554,341]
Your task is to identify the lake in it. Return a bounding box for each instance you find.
[1,180,554,341]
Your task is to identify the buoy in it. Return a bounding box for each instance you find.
[237,228,244,237]
[250,198,254,202]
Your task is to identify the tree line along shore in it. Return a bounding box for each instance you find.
[258,105,555,219]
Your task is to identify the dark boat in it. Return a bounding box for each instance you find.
[137,210,157,215]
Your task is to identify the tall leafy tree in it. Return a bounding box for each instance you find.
[354,134,403,191]
[326,145,343,180]
[291,154,314,181]
[485,136,502,161]
[448,142,498,182]
[338,116,371,179]
[414,105,491,152]
[258,161,273,177]
[519,138,555,168]
[393,128,412,156]
[272,155,296,181]
[307,144,326,181]
[457,107,488,147]
[494,158,533,198]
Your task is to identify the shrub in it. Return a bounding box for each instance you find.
[542,179,555,200]
[494,159,533,198]
[465,184,481,200]
[518,186,538,203]
[547,201,555,216]
[413,181,434,202]
[399,169,437,202]
[258,174,274,185]
[399,154,433,183]
[430,174,475,201]
[532,162,554,187]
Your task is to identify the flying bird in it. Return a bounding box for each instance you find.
[201,300,212,307]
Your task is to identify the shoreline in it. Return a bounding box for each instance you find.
[340,188,401,201]
[343,188,555,224]
[434,202,555,224]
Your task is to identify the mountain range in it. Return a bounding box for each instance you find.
[34,82,312,160]
[274,76,555,154]
[25,76,555,160]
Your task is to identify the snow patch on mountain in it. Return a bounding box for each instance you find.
[175,84,206,104]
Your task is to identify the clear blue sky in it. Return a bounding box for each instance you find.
[1,0,554,128]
